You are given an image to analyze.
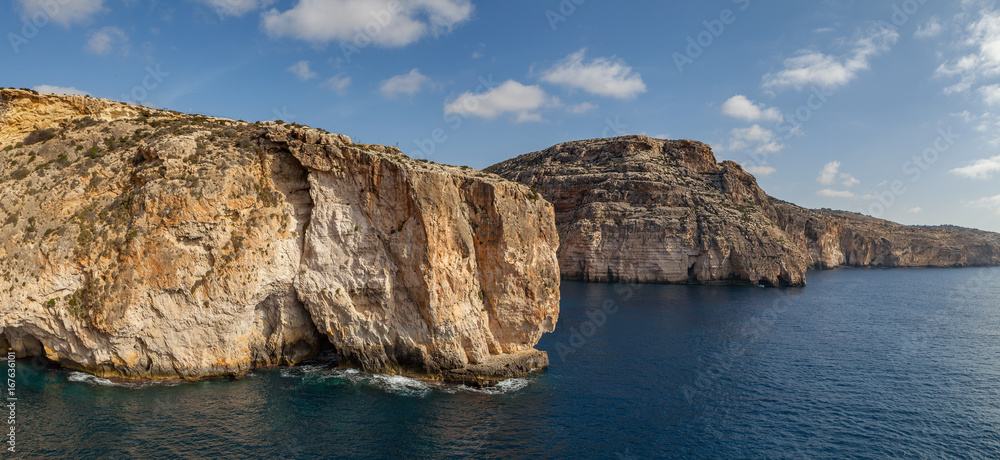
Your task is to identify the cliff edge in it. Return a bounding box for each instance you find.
[487,135,1000,286]
[486,136,808,286]
[0,88,559,385]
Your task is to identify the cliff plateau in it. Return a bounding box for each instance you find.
[0,88,559,385]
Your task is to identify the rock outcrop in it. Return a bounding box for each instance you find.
[487,136,1000,286]
[772,199,1000,269]
[0,88,559,385]
[486,136,808,286]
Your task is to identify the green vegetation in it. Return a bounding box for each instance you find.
[23,128,56,145]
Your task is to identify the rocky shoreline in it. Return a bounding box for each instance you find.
[0,89,558,384]
[2,90,998,385]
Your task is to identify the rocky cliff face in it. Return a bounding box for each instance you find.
[0,88,559,385]
[486,136,808,286]
[487,136,1000,286]
[772,199,1000,269]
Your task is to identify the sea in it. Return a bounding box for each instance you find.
[8,267,1000,459]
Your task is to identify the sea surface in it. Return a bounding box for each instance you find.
[10,267,1000,458]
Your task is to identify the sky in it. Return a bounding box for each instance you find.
[2,0,999,232]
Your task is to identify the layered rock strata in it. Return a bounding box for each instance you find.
[487,136,1000,286]
[487,136,808,286]
[0,88,559,384]
[772,199,1000,269]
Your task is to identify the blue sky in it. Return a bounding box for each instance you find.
[3,0,999,231]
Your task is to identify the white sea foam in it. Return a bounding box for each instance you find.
[66,371,181,388]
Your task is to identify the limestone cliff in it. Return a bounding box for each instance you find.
[487,136,1000,286]
[0,88,559,385]
[486,136,808,286]
[772,199,1000,269]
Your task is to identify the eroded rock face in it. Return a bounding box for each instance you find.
[0,88,558,384]
[772,199,1000,269]
[487,136,808,286]
[488,136,1000,286]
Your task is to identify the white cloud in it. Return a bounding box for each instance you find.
[721,95,783,123]
[763,25,899,91]
[936,9,1000,94]
[906,207,923,214]
[444,80,552,122]
[980,84,1000,106]
[969,195,1000,214]
[951,154,1000,179]
[288,61,317,80]
[727,124,784,154]
[322,74,352,94]
[15,0,105,26]
[744,165,776,176]
[817,161,859,187]
[262,0,473,47]
[194,0,274,17]
[818,161,841,185]
[818,189,857,198]
[915,17,943,39]
[540,49,647,100]
[33,85,89,96]
[379,68,430,98]
[86,26,128,55]
[567,102,598,114]
[814,27,835,34]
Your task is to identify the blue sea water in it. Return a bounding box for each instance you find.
[8,267,1000,459]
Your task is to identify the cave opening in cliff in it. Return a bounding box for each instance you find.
[2,330,59,369]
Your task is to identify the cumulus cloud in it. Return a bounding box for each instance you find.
[817,161,860,187]
[936,9,1000,94]
[763,25,899,91]
[15,0,105,26]
[915,17,943,39]
[194,0,274,17]
[379,68,430,98]
[540,49,647,100]
[743,165,776,176]
[86,26,129,55]
[262,0,473,47]
[817,189,857,198]
[444,80,553,123]
[287,61,317,80]
[33,85,89,96]
[727,124,784,154]
[951,154,1000,179]
[322,74,352,94]
[721,95,783,123]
